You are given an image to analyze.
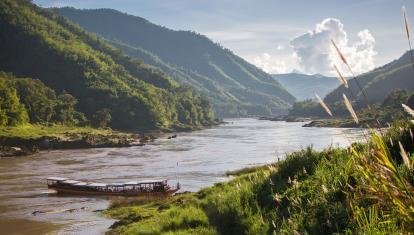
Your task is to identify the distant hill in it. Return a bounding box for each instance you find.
[324,50,414,104]
[0,0,214,131]
[273,73,340,100]
[54,7,296,117]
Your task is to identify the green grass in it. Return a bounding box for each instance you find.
[0,124,129,139]
[105,121,414,235]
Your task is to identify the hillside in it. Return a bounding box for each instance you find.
[273,73,340,100]
[0,0,214,131]
[324,50,414,104]
[54,7,296,117]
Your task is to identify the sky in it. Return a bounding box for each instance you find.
[34,0,414,76]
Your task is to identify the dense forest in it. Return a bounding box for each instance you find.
[0,0,215,131]
[0,72,89,127]
[54,7,296,117]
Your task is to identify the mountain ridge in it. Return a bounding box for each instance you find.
[324,50,414,104]
[273,73,341,100]
[0,0,214,131]
[54,7,296,117]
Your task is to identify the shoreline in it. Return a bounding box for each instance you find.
[258,116,382,128]
[0,121,223,157]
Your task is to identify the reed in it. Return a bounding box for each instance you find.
[343,93,359,124]
[315,93,333,117]
[398,141,411,170]
[333,64,348,88]
[331,40,369,105]
[402,6,414,70]
[402,104,414,118]
[352,131,414,230]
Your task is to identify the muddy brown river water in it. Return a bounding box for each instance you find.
[0,119,365,234]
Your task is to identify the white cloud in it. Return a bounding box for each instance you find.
[290,18,377,75]
[253,53,287,74]
[276,44,284,50]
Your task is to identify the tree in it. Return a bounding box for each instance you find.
[381,90,410,109]
[54,91,79,125]
[0,81,28,126]
[92,108,111,128]
[12,77,57,124]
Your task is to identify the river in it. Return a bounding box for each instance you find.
[0,119,365,234]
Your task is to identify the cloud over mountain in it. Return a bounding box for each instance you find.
[253,53,288,74]
[290,18,377,75]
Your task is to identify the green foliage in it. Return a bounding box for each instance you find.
[0,78,28,126]
[11,74,57,124]
[92,108,111,128]
[0,123,131,139]
[54,91,86,126]
[0,72,86,126]
[54,7,296,117]
[0,0,214,131]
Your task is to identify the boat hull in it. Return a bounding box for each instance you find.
[48,186,179,197]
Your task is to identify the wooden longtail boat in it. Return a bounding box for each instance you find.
[47,177,180,197]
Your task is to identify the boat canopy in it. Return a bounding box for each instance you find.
[47,178,169,187]
[47,177,68,181]
[107,183,125,187]
[88,183,107,187]
[63,180,81,184]
[138,179,167,184]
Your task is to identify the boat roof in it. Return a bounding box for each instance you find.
[107,183,125,186]
[46,177,168,186]
[63,180,81,184]
[47,177,68,181]
[88,183,107,187]
[138,179,167,184]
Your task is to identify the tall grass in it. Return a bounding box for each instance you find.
[402,6,414,70]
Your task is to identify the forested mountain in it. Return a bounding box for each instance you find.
[324,50,414,104]
[287,50,414,121]
[54,7,296,117]
[0,0,214,131]
[273,73,340,100]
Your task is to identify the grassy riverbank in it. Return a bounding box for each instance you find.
[302,118,378,128]
[105,121,414,234]
[0,124,125,139]
[0,124,146,157]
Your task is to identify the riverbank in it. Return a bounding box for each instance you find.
[104,121,414,234]
[0,121,223,157]
[302,118,379,128]
[0,124,152,157]
[259,116,383,128]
